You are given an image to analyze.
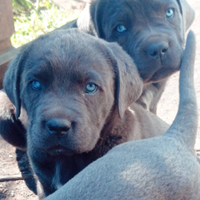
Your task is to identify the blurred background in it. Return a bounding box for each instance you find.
[11,0,86,47]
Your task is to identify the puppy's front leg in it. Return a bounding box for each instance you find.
[28,148,58,199]
[0,90,27,150]
[36,179,47,200]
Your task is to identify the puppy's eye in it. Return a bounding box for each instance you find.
[166,8,175,18]
[85,83,98,94]
[116,25,127,34]
[31,81,41,91]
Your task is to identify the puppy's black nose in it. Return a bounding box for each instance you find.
[46,119,71,136]
[147,42,169,59]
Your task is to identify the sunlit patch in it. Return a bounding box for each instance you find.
[128,107,136,116]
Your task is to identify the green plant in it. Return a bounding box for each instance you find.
[11,0,80,47]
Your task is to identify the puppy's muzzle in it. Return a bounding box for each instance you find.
[44,118,75,156]
[147,41,169,59]
[46,118,71,137]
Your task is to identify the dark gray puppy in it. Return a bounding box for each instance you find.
[0,0,195,150]
[44,31,200,200]
[71,0,195,113]
[3,29,171,198]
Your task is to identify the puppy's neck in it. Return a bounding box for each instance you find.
[52,162,62,190]
[91,108,135,158]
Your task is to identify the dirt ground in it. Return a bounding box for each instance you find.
[0,0,200,199]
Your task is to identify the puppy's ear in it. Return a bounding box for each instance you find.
[76,3,98,36]
[106,43,143,118]
[177,0,195,32]
[76,1,104,38]
[3,48,27,118]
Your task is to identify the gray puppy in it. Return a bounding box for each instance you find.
[44,31,200,200]
[70,0,195,113]
[3,29,169,198]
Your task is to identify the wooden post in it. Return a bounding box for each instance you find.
[0,0,15,88]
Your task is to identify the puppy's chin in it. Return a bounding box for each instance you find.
[30,133,98,157]
[139,59,181,83]
[149,68,179,83]
[47,145,76,157]
[143,67,179,84]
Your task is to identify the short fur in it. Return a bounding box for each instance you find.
[3,29,169,198]
[44,31,200,200]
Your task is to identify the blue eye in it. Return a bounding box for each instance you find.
[116,25,127,34]
[166,8,174,18]
[85,83,98,94]
[31,81,41,90]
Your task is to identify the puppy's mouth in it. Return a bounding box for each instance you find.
[144,67,179,83]
[47,145,75,156]
[150,68,178,83]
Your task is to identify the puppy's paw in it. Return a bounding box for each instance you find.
[0,90,16,122]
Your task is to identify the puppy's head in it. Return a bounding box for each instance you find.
[78,0,195,83]
[3,29,142,156]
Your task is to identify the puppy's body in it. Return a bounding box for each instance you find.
[44,31,200,200]
[3,29,169,198]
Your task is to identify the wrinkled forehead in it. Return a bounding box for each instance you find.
[106,0,180,17]
[23,35,114,85]
[131,0,180,10]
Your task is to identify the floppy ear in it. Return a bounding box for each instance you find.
[177,0,195,32]
[3,49,27,118]
[76,3,98,36]
[76,1,105,38]
[106,43,143,118]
